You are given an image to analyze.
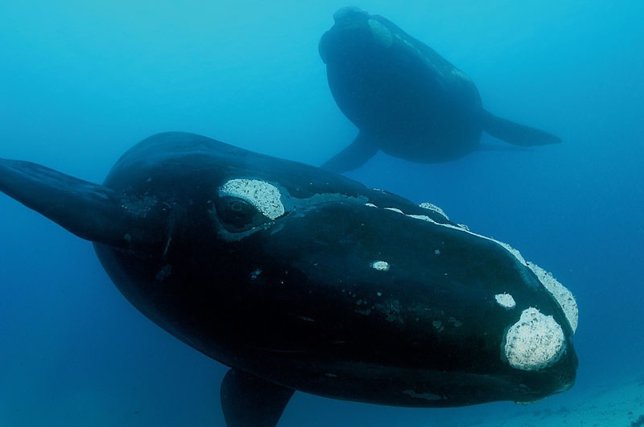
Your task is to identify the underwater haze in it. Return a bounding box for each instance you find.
[1,1,643,426]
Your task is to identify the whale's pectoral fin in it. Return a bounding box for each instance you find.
[321,132,378,173]
[482,110,561,146]
[220,369,294,427]
[0,158,162,249]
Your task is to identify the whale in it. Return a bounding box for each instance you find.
[0,132,577,426]
[320,7,562,172]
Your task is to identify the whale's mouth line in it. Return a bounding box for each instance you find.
[263,357,571,407]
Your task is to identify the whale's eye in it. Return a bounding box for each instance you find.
[215,196,267,231]
[215,178,287,233]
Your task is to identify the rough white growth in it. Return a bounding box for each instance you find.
[408,211,470,231]
[496,241,527,265]
[504,308,565,371]
[527,262,578,333]
[371,260,390,271]
[368,18,393,48]
[406,214,432,222]
[419,202,449,219]
[219,179,285,220]
[495,293,516,309]
[384,207,404,214]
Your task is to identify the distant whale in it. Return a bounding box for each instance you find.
[0,132,577,426]
[320,7,561,172]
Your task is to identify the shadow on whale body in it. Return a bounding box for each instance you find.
[320,7,562,172]
[0,132,577,426]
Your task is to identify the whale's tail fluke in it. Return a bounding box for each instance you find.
[482,110,562,146]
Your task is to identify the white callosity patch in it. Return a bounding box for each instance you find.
[496,241,527,265]
[371,260,390,271]
[407,214,432,222]
[368,18,393,48]
[406,212,471,232]
[384,207,404,214]
[495,293,516,309]
[504,307,565,371]
[419,202,449,220]
[219,179,285,220]
[527,262,578,333]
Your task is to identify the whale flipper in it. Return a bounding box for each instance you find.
[0,158,165,249]
[0,158,124,242]
[220,369,294,427]
[321,132,378,173]
[482,110,561,146]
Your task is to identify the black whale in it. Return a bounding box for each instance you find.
[320,7,561,172]
[0,132,577,426]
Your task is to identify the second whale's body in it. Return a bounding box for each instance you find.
[320,7,561,172]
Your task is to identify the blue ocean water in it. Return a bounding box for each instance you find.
[1,1,643,426]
